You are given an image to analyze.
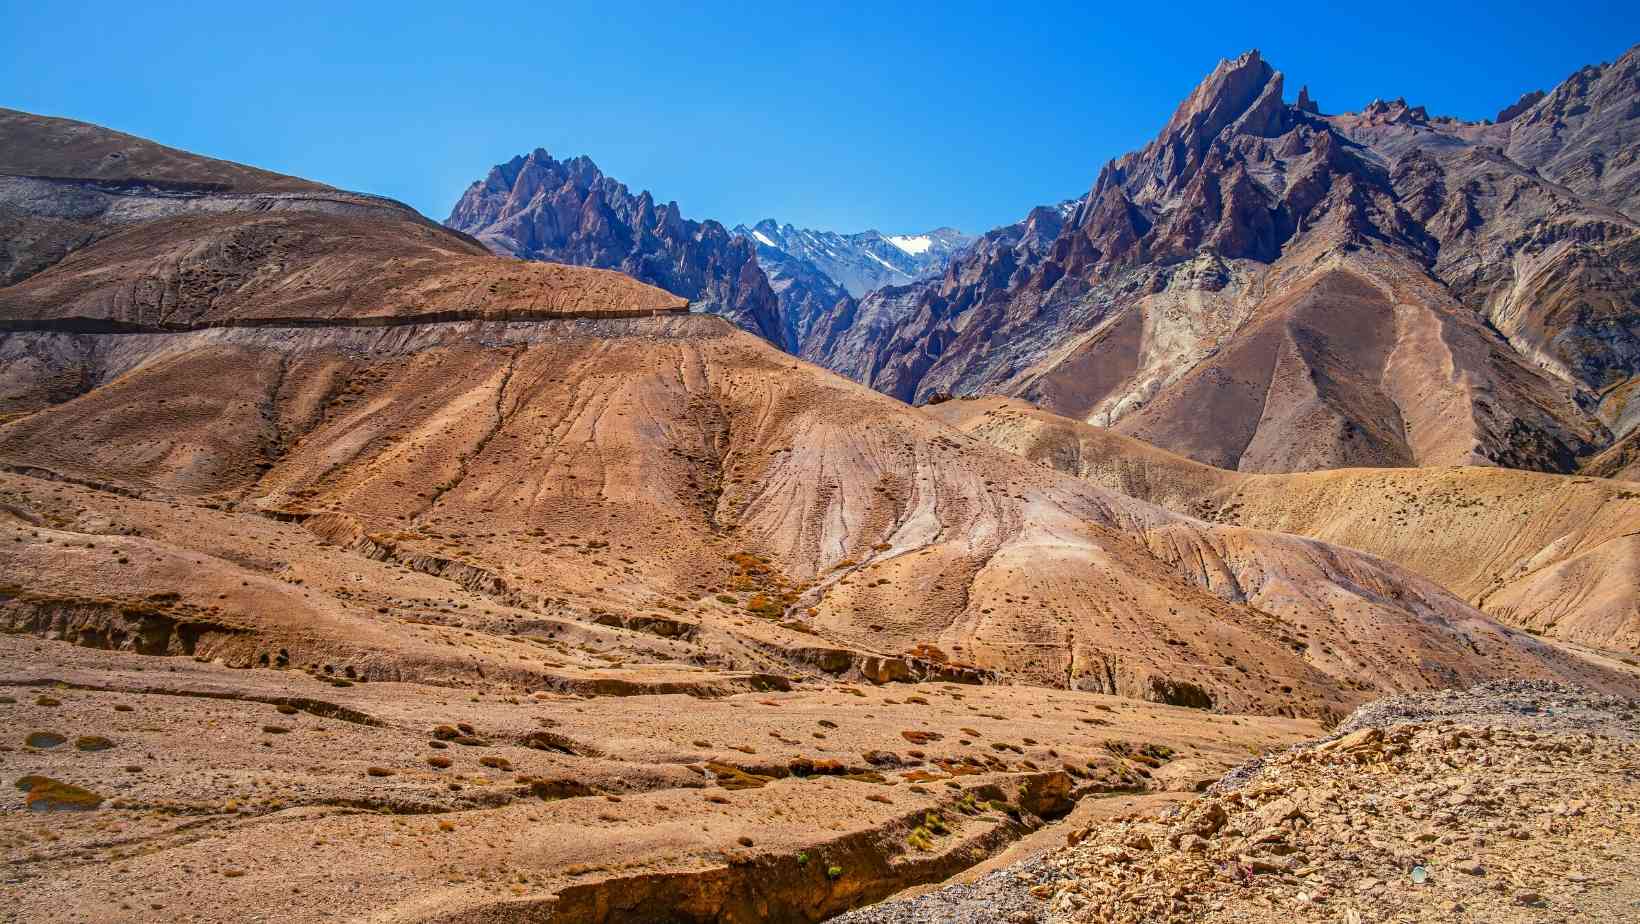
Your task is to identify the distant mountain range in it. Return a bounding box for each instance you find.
[731,221,973,350]
[798,199,1079,376]
[733,221,972,298]
[445,155,974,353]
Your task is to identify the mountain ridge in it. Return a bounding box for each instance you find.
[798,45,1640,481]
[734,219,973,298]
[444,147,791,349]
[730,219,973,352]
[444,147,977,355]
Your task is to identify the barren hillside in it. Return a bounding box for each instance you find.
[928,396,1640,654]
[5,314,1632,718]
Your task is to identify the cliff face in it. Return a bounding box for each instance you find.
[445,149,789,349]
[1503,45,1640,219]
[804,47,1640,476]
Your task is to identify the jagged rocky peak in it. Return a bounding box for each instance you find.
[449,148,596,226]
[1359,97,1432,124]
[445,148,788,349]
[1057,49,1353,276]
[1496,89,1547,123]
[1015,203,1073,252]
[1519,50,1638,128]
[1295,85,1320,114]
[800,44,1640,481]
[1115,48,1298,189]
[1502,43,1640,216]
[1126,48,1289,198]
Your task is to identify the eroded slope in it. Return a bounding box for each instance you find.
[929,396,1640,653]
[2,316,1632,721]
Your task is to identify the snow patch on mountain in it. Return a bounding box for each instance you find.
[887,234,933,255]
[732,220,974,300]
[866,250,902,272]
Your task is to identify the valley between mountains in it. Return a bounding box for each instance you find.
[3,42,1640,924]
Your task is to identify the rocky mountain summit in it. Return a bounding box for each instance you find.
[445,148,789,349]
[1500,47,1640,218]
[805,46,1640,477]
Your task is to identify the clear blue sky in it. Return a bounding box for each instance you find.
[2,1,1633,235]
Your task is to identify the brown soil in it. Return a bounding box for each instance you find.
[0,638,1315,922]
[927,396,1640,654]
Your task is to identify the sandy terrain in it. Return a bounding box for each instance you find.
[0,636,1318,923]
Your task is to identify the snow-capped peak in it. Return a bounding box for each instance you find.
[731,220,973,299]
[886,234,933,256]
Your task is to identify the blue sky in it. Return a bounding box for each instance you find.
[3,1,1633,235]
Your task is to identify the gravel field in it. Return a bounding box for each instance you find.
[838,682,1640,923]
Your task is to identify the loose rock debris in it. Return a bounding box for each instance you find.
[842,682,1640,923]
